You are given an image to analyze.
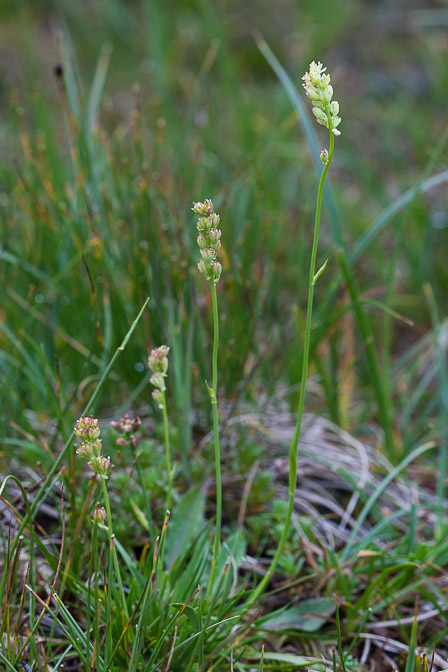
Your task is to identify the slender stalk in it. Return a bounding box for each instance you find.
[86,523,94,666]
[91,521,100,672]
[100,479,114,665]
[246,131,334,608]
[100,478,129,625]
[134,459,154,545]
[160,388,172,512]
[208,281,222,593]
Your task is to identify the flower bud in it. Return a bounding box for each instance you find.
[89,455,111,478]
[320,149,329,164]
[197,235,207,249]
[76,442,95,460]
[74,416,101,442]
[148,346,170,375]
[212,261,222,284]
[192,201,205,215]
[150,372,166,391]
[200,247,216,262]
[321,85,333,104]
[330,100,339,115]
[312,107,328,124]
[203,199,214,215]
[93,505,107,523]
[152,389,163,408]
[198,215,212,232]
[208,228,221,245]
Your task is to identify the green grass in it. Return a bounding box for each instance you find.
[1,1,448,670]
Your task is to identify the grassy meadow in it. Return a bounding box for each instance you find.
[1,1,448,670]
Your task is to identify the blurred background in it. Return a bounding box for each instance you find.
[1,0,447,469]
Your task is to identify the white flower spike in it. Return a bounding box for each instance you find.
[302,61,341,135]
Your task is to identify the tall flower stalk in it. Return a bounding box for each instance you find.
[247,61,341,606]
[148,345,173,512]
[192,199,223,592]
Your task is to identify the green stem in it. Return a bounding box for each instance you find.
[100,478,129,626]
[135,459,155,545]
[100,479,114,665]
[246,131,334,608]
[208,280,222,593]
[91,521,100,672]
[160,388,172,512]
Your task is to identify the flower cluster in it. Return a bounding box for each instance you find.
[92,504,107,523]
[302,61,341,136]
[192,199,222,285]
[148,345,170,408]
[110,414,142,448]
[74,416,110,479]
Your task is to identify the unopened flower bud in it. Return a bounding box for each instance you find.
[74,416,101,442]
[76,442,95,460]
[330,100,339,115]
[208,228,221,245]
[322,84,333,103]
[152,389,163,408]
[320,149,329,164]
[148,346,170,375]
[203,199,214,215]
[200,247,216,262]
[197,235,207,249]
[122,415,133,434]
[212,261,222,284]
[150,372,166,391]
[312,107,328,125]
[93,505,107,523]
[192,201,206,215]
[89,455,111,478]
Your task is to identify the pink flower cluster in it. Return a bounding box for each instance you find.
[74,416,110,479]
